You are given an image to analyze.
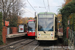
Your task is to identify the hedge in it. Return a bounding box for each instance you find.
[0,12,3,45]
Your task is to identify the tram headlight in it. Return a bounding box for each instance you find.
[38,32,41,36]
[51,32,54,36]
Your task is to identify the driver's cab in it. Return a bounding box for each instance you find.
[35,12,57,41]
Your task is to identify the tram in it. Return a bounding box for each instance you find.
[35,12,58,41]
[27,20,35,36]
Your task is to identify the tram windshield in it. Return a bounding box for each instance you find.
[38,14,54,31]
[28,21,35,31]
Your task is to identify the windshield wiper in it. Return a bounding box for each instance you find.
[43,31,46,33]
[39,25,46,33]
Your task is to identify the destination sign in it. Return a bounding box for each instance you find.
[39,14,54,18]
[29,21,34,23]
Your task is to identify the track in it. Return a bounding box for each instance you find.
[33,38,67,50]
[1,38,73,50]
[0,39,35,50]
[14,39,35,50]
[17,40,38,50]
[0,39,26,48]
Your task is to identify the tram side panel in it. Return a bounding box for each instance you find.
[55,17,58,38]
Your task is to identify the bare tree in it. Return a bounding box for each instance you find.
[0,0,24,26]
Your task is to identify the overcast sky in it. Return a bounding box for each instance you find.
[20,0,65,18]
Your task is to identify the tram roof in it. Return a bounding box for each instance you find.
[27,20,35,23]
[38,12,56,15]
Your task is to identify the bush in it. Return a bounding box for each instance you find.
[60,1,75,38]
[0,12,3,45]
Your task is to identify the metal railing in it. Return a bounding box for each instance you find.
[68,29,75,48]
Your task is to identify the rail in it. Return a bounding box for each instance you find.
[0,39,35,50]
[0,39,26,48]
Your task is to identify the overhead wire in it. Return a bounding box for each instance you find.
[25,8,34,15]
[18,2,34,16]
[47,0,50,12]
[27,0,36,12]
[43,0,46,10]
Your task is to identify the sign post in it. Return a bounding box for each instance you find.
[5,21,10,34]
[5,21,9,27]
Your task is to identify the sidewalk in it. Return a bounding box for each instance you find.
[6,33,26,38]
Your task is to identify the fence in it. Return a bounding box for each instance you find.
[68,29,75,49]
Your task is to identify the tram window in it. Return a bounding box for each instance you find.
[38,17,53,31]
[28,21,35,31]
[39,14,53,18]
